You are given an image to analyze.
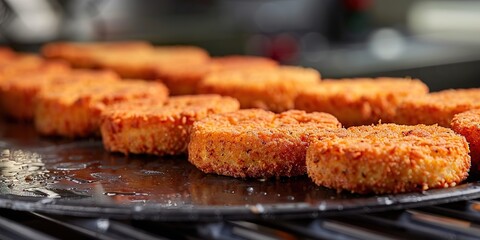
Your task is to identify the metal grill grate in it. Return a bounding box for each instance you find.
[1,198,480,240]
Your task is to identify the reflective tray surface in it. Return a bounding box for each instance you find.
[1,120,480,221]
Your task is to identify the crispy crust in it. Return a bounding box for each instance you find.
[0,54,61,81]
[209,55,278,71]
[0,63,71,120]
[306,124,470,194]
[35,76,168,138]
[100,95,240,156]
[395,88,480,127]
[155,61,212,96]
[42,42,210,80]
[198,66,320,112]
[99,46,210,80]
[41,41,154,69]
[188,109,341,178]
[294,78,429,127]
[0,47,17,64]
[155,55,277,96]
[451,109,480,171]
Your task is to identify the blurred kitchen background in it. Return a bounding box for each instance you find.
[0,0,479,91]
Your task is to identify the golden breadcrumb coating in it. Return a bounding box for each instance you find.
[98,46,210,79]
[100,95,240,156]
[198,66,320,112]
[35,75,168,138]
[188,109,341,178]
[451,109,480,171]
[306,124,470,194]
[42,42,210,80]
[41,41,154,69]
[0,63,71,120]
[0,54,65,82]
[395,88,480,127]
[209,55,278,71]
[154,61,212,96]
[295,78,429,127]
[0,47,17,64]
[155,55,277,95]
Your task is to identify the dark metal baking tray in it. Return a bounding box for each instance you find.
[1,119,479,221]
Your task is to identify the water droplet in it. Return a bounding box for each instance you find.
[286,195,295,201]
[139,170,164,175]
[24,187,60,198]
[65,176,96,184]
[246,187,254,193]
[91,172,121,181]
[53,162,87,171]
[103,191,148,196]
[27,166,41,171]
[260,191,267,196]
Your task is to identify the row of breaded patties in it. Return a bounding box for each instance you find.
[0,47,243,156]
[0,43,479,195]
[187,109,471,194]
[100,95,240,156]
[38,42,480,125]
[40,41,439,126]
[41,41,279,95]
[189,69,480,193]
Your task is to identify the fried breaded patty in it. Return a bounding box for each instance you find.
[0,63,71,120]
[41,41,154,68]
[42,42,210,80]
[0,54,60,81]
[188,109,341,178]
[155,55,277,95]
[306,124,470,194]
[154,61,212,96]
[0,47,17,64]
[198,66,320,112]
[451,109,480,171]
[35,75,168,138]
[294,78,429,127]
[395,88,480,127]
[98,46,210,80]
[209,55,278,71]
[100,95,239,156]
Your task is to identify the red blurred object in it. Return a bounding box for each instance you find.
[344,0,372,11]
[267,34,299,63]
